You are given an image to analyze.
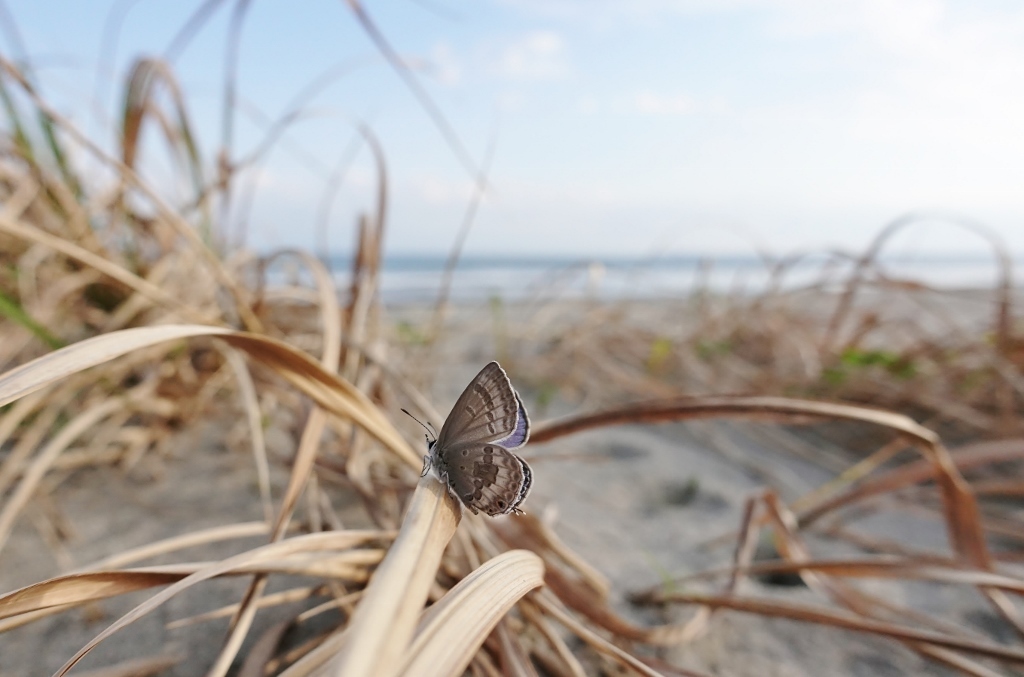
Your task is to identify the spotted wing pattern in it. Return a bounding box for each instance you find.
[435,362,529,451]
[436,443,533,516]
[494,392,530,450]
[431,361,534,516]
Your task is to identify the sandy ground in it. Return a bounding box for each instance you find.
[1,291,1017,675]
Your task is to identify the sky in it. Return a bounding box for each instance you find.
[8,0,1024,260]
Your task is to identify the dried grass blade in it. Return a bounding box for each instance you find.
[660,556,1024,594]
[535,591,689,677]
[257,251,343,537]
[0,390,61,497]
[0,212,214,324]
[663,592,1024,665]
[167,586,326,629]
[277,627,349,677]
[208,332,417,465]
[0,571,185,620]
[0,396,125,554]
[70,654,183,677]
[0,325,232,406]
[798,438,1024,527]
[538,556,675,645]
[496,513,610,599]
[0,602,77,632]
[207,412,322,677]
[0,56,262,330]
[84,521,271,570]
[237,618,293,677]
[333,476,460,677]
[49,531,385,676]
[210,249,341,677]
[206,407,333,676]
[121,57,202,195]
[530,396,938,446]
[343,0,483,184]
[1,551,381,623]
[911,645,1010,677]
[257,250,341,369]
[532,396,990,566]
[400,549,545,677]
[493,619,539,677]
[0,325,418,466]
[519,599,587,677]
[219,343,273,523]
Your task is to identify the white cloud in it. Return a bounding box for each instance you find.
[459,2,1024,256]
[495,30,570,81]
[496,89,527,112]
[498,0,759,21]
[251,165,374,203]
[578,95,599,115]
[533,1,1024,162]
[786,3,1024,159]
[633,91,695,115]
[411,173,475,206]
[428,42,462,87]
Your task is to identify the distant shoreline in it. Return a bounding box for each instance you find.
[329,251,1024,270]
[301,254,1023,304]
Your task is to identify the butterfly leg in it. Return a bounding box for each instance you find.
[421,454,433,477]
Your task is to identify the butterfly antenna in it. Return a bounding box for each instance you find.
[401,408,436,442]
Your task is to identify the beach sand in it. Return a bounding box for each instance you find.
[1,290,1016,675]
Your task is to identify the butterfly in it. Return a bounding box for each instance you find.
[416,361,532,516]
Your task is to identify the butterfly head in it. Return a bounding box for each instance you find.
[404,408,440,478]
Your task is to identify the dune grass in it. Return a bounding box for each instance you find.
[0,4,1023,676]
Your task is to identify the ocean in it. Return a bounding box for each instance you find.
[319,254,1023,304]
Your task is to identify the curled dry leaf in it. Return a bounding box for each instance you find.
[400,549,545,677]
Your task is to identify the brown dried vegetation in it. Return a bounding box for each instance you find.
[1,4,1024,676]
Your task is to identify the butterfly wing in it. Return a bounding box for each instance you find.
[437,442,533,516]
[436,362,530,451]
[498,392,530,450]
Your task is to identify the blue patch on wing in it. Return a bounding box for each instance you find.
[496,395,530,449]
